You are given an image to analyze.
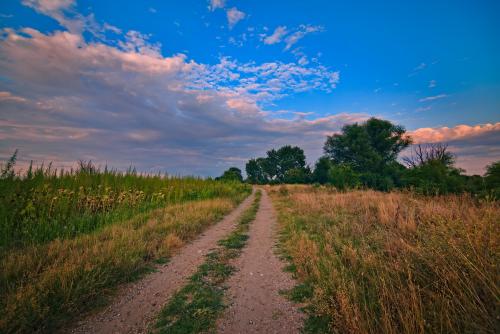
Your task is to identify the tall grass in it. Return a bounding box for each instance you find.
[0,156,251,333]
[270,185,499,334]
[0,159,250,249]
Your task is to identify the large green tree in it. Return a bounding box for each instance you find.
[245,158,267,184]
[312,156,331,184]
[323,118,411,190]
[265,145,307,183]
[245,145,309,184]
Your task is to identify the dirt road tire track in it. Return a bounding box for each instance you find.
[66,190,255,334]
[217,189,304,334]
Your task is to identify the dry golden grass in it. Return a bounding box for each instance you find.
[0,198,235,333]
[269,185,499,334]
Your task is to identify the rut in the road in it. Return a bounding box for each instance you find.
[217,189,304,334]
[67,191,255,334]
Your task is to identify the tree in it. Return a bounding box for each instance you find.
[402,143,454,168]
[402,144,466,195]
[312,156,331,184]
[217,167,243,182]
[485,161,500,188]
[265,145,307,182]
[284,166,312,184]
[245,145,309,184]
[245,158,267,184]
[323,118,411,190]
[328,163,360,190]
[484,161,500,198]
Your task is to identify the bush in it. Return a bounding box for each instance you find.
[327,164,360,191]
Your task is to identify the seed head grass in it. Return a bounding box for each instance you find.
[0,164,251,333]
[269,185,499,334]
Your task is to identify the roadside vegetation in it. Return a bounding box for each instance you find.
[0,154,250,249]
[0,156,251,333]
[270,185,499,334]
[241,118,499,198]
[154,190,261,333]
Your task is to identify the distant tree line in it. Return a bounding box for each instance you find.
[218,117,500,197]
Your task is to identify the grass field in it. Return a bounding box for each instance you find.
[270,185,499,334]
[0,162,250,249]
[0,163,251,333]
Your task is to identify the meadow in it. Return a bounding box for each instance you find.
[0,160,251,333]
[270,185,499,334]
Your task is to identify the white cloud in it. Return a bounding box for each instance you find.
[428,80,436,88]
[413,62,426,71]
[415,106,432,112]
[284,24,323,50]
[208,0,225,11]
[263,26,288,45]
[298,56,309,65]
[226,7,245,29]
[118,30,162,56]
[419,94,447,102]
[22,0,121,39]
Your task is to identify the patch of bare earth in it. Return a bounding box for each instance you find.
[66,191,255,334]
[217,189,304,334]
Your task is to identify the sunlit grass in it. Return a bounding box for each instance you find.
[0,162,250,249]
[270,185,499,334]
[0,161,251,333]
[0,197,249,333]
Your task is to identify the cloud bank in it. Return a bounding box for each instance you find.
[0,27,353,175]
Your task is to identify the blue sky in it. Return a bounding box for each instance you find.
[0,0,499,175]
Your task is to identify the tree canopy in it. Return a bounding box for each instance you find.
[245,145,310,184]
[323,118,411,190]
[216,167,243,182]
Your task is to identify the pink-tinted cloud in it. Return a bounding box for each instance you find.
[226,7,245,29]
[409,123,500,144]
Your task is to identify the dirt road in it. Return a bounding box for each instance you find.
[68,191,256,334]
[217,189,304,334]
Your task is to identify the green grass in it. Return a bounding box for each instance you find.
[154,190,262,334]
[0,156,252,334]
[0,159,250,249]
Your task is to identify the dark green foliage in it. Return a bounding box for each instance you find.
[403,159,465,195]
[245,146,310,184]
[485,161,500,188]
[323,118,411,190]
[484,160,500,198]
[284,166,311,184]
[312,157,331,184]
[245,158,268,184]
[327,163,360,190]
[216,167,243,182]
[0,150,18,179]
[283,282,314,303]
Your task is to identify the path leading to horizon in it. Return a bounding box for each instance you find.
[67,192,256,334]
[67,189,303,334]
[217,189,303,333]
